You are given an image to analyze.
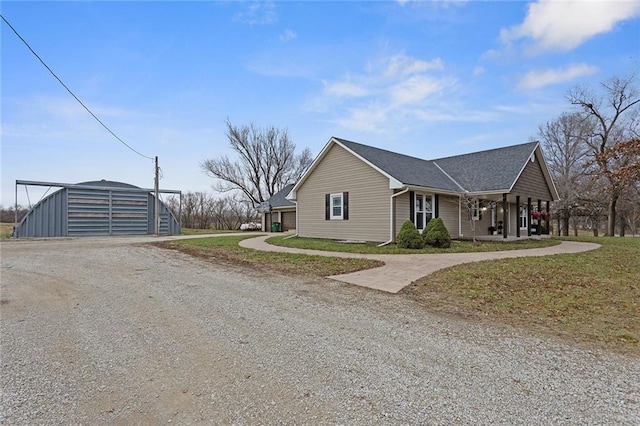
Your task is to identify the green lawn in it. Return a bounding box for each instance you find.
[266,235,560,254]
[157,235,382,277]
[181,228,239,235]
[402,236,640,355]
[0,223,14,239]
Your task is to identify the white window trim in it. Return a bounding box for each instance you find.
[471,199,480,221]
[330,193,343,220]
[414,193,434,231]
[519,205,528,229]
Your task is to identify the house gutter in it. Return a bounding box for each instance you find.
[378,187,409,247]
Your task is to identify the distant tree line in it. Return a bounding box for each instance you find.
[539,73,640,236]
[0,205,28,224]
[165,192,260,230]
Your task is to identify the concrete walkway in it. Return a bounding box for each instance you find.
[239,235,601,293]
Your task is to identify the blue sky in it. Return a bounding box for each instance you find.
[2,0,639,207]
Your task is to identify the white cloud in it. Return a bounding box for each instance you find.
[384,55,443,77]
[234,1,277,25]
[389,74,451,106]
[473,66,485,76]
[324,81,369,98]
[311,53,461,133]
[335,105,390,133]
[517,63,599,89]
[501,0,640,53]
[279,29,297,42]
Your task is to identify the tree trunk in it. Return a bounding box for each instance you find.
[607,195,618,237]
[562,215,570,237]
[619,215,626,237]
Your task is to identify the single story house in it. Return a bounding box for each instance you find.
[261,183,296,232]
[282,137,558,243]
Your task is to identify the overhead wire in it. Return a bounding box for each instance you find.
[1,13,154,161]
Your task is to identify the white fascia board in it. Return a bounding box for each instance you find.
[507,143,560,201]
[405,185,461,196]
[389,178,403,189]
[464,189,512,197]
[534,144,560,201]
[288,137,337,200]
[508,148,532,194]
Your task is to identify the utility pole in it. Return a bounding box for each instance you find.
[155,156,160,236]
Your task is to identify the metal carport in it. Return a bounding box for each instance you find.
[13,180,182,238]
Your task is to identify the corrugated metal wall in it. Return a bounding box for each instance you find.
[15,182,181,238]
[14,188,67,238]
[67,188,149,236]
[147,193,181,236]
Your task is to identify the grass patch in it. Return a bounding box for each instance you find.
[157,235,382,277]
[266,235,560,254]
[0,223,14,239]
[403,236,640,355]
[181,228,239,235]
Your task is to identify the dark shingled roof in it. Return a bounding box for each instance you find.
[334,138,538,193]
[335,138,461,191]
[433,142,538,192]
[267,183,296,208]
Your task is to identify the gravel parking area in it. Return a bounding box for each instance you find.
[1,237,638,424]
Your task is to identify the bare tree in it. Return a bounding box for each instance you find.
[201,120,313,208]
[538,112,591,236]
[460,192,482,245]
[567,73,640,236]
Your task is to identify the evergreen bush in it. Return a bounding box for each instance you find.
[423,217,452,248]
[396,220,424,249]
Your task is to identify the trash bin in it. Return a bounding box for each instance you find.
[271,222,280,232]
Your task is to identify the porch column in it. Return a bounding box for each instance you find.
[537,199,542,235]
[516,195,520,238]
[545,201,550,235]
[527,197,532,237]
[503,193,508,239]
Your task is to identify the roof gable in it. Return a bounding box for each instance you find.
[433,142,539,192]
[290,137,558,200]
[335,138,460,191]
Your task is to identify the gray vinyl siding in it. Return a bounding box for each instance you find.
[395,192,411,239]
[297,143,392,242]
[511,157,553,201]
[393,193,459,240]
[437,194,460,238]
[459,200,491,238]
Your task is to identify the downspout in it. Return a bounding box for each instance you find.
[378,187,409,247]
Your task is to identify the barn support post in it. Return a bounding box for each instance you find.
[179,191,183,230]
[155,156,160,236]
[14,181,18,237]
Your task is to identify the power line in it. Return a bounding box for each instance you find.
[1,13,154,161]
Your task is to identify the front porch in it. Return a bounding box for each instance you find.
[462,193,552,240]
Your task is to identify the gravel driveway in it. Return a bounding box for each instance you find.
[1,237,638,424]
